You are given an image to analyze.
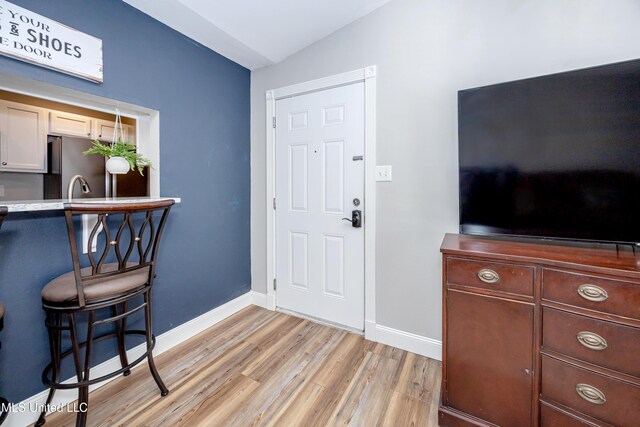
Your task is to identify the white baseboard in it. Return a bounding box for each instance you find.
[374,324,442,361]
[249,290,268,308]
[248,289,274,310]
[5,291,255,427]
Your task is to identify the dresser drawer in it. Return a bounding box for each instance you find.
[540,401,603,427]
[542,269,640,320]
[543,308,640,378]
[446,257,534,297]
[541,355,640,427]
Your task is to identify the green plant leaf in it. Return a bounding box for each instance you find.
[83,139,153,175]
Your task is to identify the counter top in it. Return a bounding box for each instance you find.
[1,197,181,212]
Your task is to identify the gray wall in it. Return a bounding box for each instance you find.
[251,0,640,341]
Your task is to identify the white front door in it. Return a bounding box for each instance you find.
[275,82,365,330]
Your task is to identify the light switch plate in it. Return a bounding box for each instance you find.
[376,165,392,182]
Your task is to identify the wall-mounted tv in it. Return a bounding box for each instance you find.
[458,59,640,244]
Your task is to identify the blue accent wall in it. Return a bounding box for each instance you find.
[0,0,250,401]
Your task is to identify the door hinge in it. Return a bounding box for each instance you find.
[273,278,277,290]
[272,116,276,128]
[273,197,276,210]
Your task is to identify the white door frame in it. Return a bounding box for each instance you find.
[265,66,377,338]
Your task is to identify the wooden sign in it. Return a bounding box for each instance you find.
[0,1,103,83]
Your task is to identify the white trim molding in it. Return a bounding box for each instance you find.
[375,324,443,361]
[4,291,258,427]
[363,66,377,339]
[249,290,269,308]
[265,66,377,336]
[268,66,377,100]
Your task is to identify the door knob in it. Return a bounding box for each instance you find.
[342,210,362,228]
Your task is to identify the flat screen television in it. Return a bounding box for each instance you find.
[458,59,640,244]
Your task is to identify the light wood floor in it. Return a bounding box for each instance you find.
[44,306,441,426]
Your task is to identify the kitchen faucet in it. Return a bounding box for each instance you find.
[68,175,101,253]
[67,175,92,200]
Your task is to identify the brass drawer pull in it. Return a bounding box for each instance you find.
[576,331,608,351]
[478,269,500,284]
[576,383,606,405]
[577,284,608,302]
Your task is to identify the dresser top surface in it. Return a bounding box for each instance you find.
[441,233,640,277]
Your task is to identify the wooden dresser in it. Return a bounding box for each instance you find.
[439,233,640,427]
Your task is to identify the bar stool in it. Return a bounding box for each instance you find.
[36,200,174,427]
[0,206,8,426]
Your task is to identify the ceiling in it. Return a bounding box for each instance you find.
[124,0,393,70]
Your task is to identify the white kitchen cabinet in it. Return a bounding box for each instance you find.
[0,100,48,173]
[95,119,136,144]
[49,111,93,138]
[95,119,118,142]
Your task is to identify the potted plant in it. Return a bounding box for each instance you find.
[84,138,152,175]
[82,108,151,175]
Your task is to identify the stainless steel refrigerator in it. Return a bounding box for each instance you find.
[44,136,148,199]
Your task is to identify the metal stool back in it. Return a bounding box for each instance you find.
[37,200,174,426]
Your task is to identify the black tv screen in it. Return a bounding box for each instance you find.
[458,59,640,244]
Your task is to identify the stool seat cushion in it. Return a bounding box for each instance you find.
[42,264,150,304]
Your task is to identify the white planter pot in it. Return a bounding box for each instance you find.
[106,156,130,175]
